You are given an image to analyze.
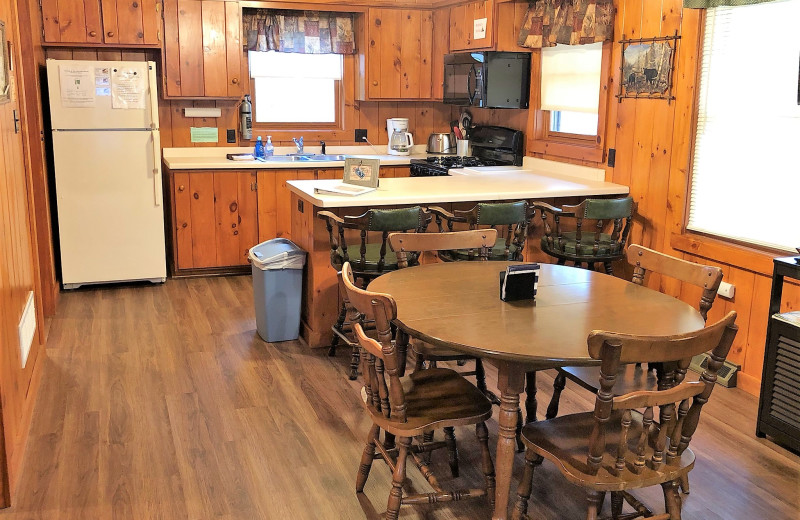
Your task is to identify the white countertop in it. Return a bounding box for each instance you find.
[162,145,428,170]
[287,167,628,208]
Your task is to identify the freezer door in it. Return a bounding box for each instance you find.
[46,60,159,130]
[53,130,166,286]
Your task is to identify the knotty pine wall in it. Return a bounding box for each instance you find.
[534,0,800,397]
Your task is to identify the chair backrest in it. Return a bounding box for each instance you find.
[318,206,431,273]
[536,197,634,259]
[388,229,498,268]
[584,311,738,477]
[627,244,723,321]
[341,262,408,423]
[430,201,531,260]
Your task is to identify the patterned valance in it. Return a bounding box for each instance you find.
[243,9,356,54]
[684,0,777,7]
[518,0,615,48]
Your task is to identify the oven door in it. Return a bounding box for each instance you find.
[443,53,485,106]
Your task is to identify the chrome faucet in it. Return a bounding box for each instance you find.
[292,136,304,155]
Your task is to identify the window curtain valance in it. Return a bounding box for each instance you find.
[684,0,777,8]
[517,0,615,48]
[243,9,356,54]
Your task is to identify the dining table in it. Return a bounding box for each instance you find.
[368,261,706,520]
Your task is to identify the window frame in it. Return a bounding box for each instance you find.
[527,41,613,163]
[249,73,344,130]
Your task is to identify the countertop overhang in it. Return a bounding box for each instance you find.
[286,168,629,208]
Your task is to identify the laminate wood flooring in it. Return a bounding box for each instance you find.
[0,276,798,519]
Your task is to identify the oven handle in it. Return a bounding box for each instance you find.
[467,65,476,105]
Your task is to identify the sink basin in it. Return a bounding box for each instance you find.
[258,154,348,162]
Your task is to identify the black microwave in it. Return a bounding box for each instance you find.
[443,52,531,109]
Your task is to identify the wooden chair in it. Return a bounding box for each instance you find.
[544,245,724,493]
[318,206,431,379]
[342,262,496,519]
[535,197,634,274]
[513,311,738,520]
[428,201,532,261]
[389,229,499,403]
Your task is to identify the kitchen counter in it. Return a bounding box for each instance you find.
[287,168,627,208]
[163,146,428,170]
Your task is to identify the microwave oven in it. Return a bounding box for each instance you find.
[443,52,531,109]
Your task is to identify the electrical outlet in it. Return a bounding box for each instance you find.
[355,129,368,142]
[718,281,735,300]
[226,129,236,143]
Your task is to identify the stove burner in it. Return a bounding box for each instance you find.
[411,156,502,177]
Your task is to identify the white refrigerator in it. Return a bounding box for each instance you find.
[46,59,166,289]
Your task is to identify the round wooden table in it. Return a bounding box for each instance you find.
[369,261,705,520]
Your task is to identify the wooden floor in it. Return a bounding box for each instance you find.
[1,276,798,519]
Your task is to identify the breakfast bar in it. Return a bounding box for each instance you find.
[286,164,629,348]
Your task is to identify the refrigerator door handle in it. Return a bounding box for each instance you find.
[151,130,163,207]
[147,62,159,129]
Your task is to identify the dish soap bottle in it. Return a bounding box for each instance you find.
[265,136,274,157]
[254,136,264,159]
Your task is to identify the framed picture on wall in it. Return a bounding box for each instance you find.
[0,21,9,104]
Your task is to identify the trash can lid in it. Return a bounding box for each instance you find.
[249,238,307,270]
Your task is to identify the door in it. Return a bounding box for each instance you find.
[52,130,166,286]
[46,60,158,130]
[0,0,40,504]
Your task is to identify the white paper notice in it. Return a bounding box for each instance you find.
[474,18,488,40]
[111,67,146,109]
[59,65,95,107]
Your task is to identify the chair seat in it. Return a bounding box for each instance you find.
[560,364,661,396]
[541,232,624,259]
[335,243,402,273]
[446,238,520,262]
[362,368,492,436]
[413,341,474,361]
[521,410,694,492]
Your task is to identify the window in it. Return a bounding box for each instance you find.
[248,51,342,124]
[687,0,800,252]
[541,42,603,138]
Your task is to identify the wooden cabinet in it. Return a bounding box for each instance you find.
[163,0,243,98]
[257,168,337,243]
[449,0,494,52]
[41,0,162,45]
[359,8,434,101]
[169,170,258,272]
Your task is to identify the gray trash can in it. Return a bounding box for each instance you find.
[249,238,307,342]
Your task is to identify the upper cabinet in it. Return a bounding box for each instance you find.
[448,0,531,53]
[449,0,494,52]
[357,8,435,101]
[163,0,243,99]
[41,0,162,45]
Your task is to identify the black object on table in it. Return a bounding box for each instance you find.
[756,256,800,453]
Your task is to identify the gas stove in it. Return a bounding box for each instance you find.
[409,126,524,177]
[410,156,498,177]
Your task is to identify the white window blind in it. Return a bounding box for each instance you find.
[688,0,800,252]
[540,42,603,114]
[248,51,342,123]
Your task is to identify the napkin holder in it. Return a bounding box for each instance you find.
[500,264,540,302]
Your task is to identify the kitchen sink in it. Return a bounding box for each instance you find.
[259,154,349,162]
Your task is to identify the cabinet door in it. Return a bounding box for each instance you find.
[237,172,259,263]
[164,0,242,98]
[41,0,91,43]
[367,8,434,100]
[189,172,218,268]
[432,8,450,100]
[173,172,194,270]
[449,1,494,51]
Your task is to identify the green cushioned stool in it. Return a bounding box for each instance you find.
[318,207,431,379]
[534,197,634,274]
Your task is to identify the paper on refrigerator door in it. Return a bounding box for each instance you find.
[111,66,146,109]
[59,65,95,107]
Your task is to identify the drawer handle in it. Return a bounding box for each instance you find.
[232,78,239,85]
[107,31,115,37]
[178,185,185,192]
[89,30,97,37]
[372,81,378,86]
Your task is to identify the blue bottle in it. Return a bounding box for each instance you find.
[265,136,274,157]
[254,136,265,159]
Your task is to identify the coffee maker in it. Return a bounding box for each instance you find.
[386,118,414,156]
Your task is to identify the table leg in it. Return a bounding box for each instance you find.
[493,362,526,520]
[524,371,537,424]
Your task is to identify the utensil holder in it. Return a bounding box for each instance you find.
[456,139,470,157]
